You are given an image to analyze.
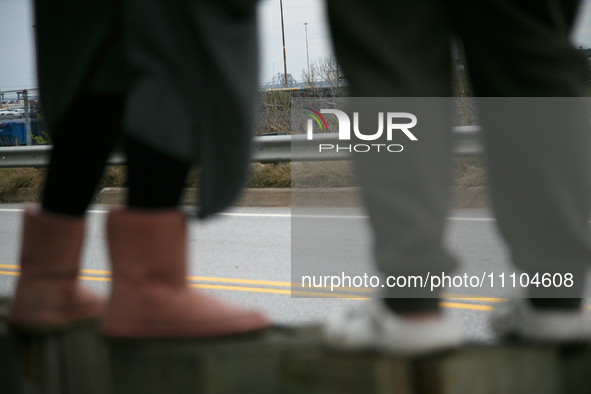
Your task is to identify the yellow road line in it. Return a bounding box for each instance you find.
[0,265,369,291]
[442,294,507,303]
[189,283,291,295]
[80,269,111,275]
[0,266,513,300]
[0,270,486,305]
[0,270,582,312]
[187,284,493,307]
[77,275,111,282]
[0,270,19,276]
[188,283,370,299]
[440,302,494,311]
[0,266,506,296]
[1,265,295,287]
[0,270,363,298]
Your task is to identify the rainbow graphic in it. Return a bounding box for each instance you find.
[303,107,328,132]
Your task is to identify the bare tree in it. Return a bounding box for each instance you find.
[301,55,348,93]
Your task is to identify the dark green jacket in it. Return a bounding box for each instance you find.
[35,0,259,217]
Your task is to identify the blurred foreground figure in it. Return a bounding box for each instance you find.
[323,0,591,354]
[9,0,269,337]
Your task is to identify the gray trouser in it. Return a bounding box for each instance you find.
[326,0,591,297]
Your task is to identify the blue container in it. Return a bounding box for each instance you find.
[0,122,26,146]
[0,119,45,146]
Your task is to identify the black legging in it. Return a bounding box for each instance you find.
[42,92,191,216]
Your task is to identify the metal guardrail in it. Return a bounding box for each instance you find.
[0,126,483,167]
[0,146,126,168]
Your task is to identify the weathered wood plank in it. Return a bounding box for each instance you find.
[109,329,278,394]
[11,321,111,394]
[3,295,591,394]
[413,345,589,394]
[325,351,412,394]
[277,326,330,394]
[108,325,415,394]
[0,297,23,394]
[560,344,591,394]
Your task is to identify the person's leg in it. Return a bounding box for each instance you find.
[322,0,462,357]
[124,136,190,209]
[45,93,192,214]
[96,0,270,338]
[10,91,123,326]
[100,137,270,337]
[453,0,591,307]
[326,0,456,315]
[42,92,125,215]
[449,0,591,341]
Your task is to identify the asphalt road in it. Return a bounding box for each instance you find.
[1,204,589,344]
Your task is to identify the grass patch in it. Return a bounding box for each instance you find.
[247,163,291,188]
[0,168,45,199]
[291,161,356,188]
[0,158,487,200]
[97,166,127,189]
[453,157,487,190]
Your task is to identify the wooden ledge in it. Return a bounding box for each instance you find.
[1,298,590,394]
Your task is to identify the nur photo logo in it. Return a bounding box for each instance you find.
[303,109,418,153]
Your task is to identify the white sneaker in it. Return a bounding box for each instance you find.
[322,300,461,356]
[490,299,591,342]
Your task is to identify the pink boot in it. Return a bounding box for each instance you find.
[101,209,270,338]
[9,208,105,328]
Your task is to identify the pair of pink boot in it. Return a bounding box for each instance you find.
[9,208,269,337]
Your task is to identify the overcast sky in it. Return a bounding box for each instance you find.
[3,0,591,92]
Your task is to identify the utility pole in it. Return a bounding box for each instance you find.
[304,23,310,76]
[280,0,288,87]
[23,89,32,145]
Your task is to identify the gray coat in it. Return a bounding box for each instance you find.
[35,0,259,218]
